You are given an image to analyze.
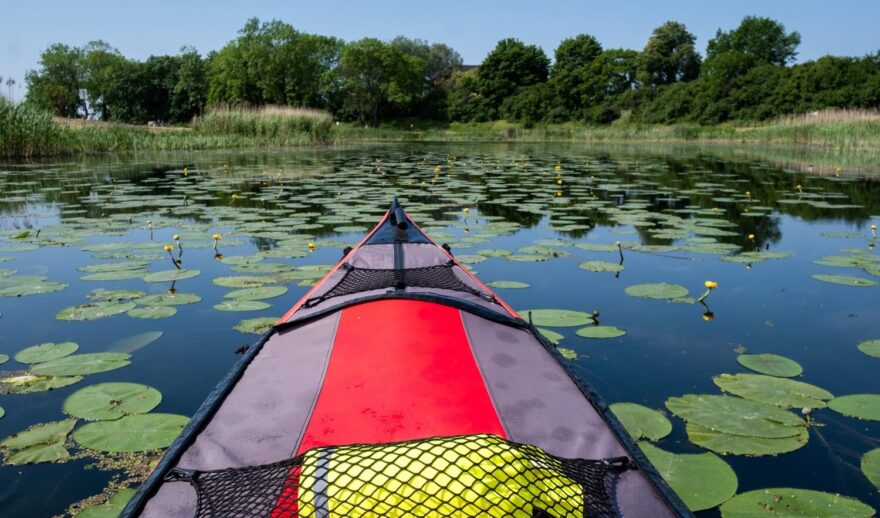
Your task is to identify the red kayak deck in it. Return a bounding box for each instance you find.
[299,299,506,453]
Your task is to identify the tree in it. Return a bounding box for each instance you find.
[706,16,801,67]
[25,43,84,117]
[172,47,208,121]
[478,39,550,117]
[391,36,463,86]
[338,38,425,125]
[551,34,603,113]
[81,40,127,120]
[638,21,701,87]
[446,69,491,122]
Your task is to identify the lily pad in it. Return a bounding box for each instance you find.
[87,289,145,302]
[576,325,626,339]
[719,488,874,517]
[80,270,147,281]
[214,300,271,312]
[77,489,136,518]
[234,317,277,334]
[557,348,577,360]
[665,394,805,438]
[56,301,137,321]
[0,355,6,365]
[108,331,164,354]
[213,276,276,288]
[827,394,880,421]
[128,305,177,319]
[713,373,833,409]
[857,339,880,359]
[6,375,83,394]
[625,283,689,300]
[519,309,593,327]
[224,285,288,301]
[138,293,201,306]
[537,328,565,345]
[485,280,530,289]
[0,281,68,297]
[578,260,623,273]
[64,383,162,421]
[861,448,880,490]
[73,413,188,452]
[639,442,738,512]
[686,423,808,457]
[737,353,803,378]
[811,274,876,287]
[610,403,672,441]
[31,353,131,376]
[143,269,201,283]
[4,441,70,465]
[14,342,79,364]
[1,418,77,450]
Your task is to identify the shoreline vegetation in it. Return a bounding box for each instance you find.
[3,100,880,172]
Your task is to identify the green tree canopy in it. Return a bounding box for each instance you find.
[338,38,425,125]
[707,16,801,68]
[25,43,84,117]
[638,21,701,87]
[551,34,603,113]
[478,39,550,117]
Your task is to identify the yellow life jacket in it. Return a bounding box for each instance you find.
[295,434,584,518]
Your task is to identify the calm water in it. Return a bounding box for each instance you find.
[1,143,878,516]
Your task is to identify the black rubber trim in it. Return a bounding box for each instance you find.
[121,329,277,517]
[525,325,694,518]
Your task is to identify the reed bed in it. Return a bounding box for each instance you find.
[192,105,333,143]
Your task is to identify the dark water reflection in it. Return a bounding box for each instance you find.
[0,143,878,516]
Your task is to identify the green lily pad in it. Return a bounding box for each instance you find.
[14,342,79,364]
[625,283,689,300]
[719,488,874,517]
[686,423,808,457]
[56,301,137,321]
[31,353,131,376]
[76,489,136,518]
[138,293,201,305]
[576,325,626,339]
[639,442,738,512]
[143,269,201,283]
[234,317,277,334]
[0,281,68,297]
[0,355,6,365]
[214,300,271,312]
[4,441,70,465]
[1,418,77,450]
[519,309,593,327]
[478,249,512,257]
[505,254,551,262]
[811,274,877,287]
[87,289,146,301]
[456,254,487,264]
[224,285,288,301]
[537,328,565,345]
[737,354,803,378]
[713,373,833,409]
[78,261,149,273]
[574,243,618,252]
[486,280,529,289]
[73,413,188,452]
[6,375,83,394]
[666,394,805,438]
[64,383,162,421]
[578,261,624,273]
[213,276,276,288]
[557,347,577,360]
[128,305,177,319]
[827,394,880,421]
[857,339,880,359]
[861,448,880,490]
[108,331,164,354]
[610,403,672,441]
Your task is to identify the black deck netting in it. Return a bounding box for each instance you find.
[304,262,494,308]
[165,434,631,518]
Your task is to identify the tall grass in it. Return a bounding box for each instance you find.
[192,105,333,144]
[0,98,74,157]
[1,103,334,158]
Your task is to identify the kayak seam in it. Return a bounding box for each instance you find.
[290,311,342,457]
[458,309,510,438]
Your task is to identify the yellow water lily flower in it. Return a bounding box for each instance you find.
[172,234,180,241]
[704,281,718,289]
[748,233,755,240]
[212,233,222,240]
[308,242,316,249]
[164,245,174,252]
[463,207,469,212]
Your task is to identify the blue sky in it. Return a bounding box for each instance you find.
[3,0,878,101]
